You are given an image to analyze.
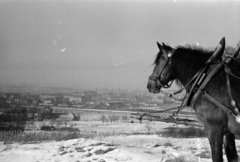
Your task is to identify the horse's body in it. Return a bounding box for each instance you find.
[147,41,240,162]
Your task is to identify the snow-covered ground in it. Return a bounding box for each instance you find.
[0,135,214,162]
[1,122,239,162]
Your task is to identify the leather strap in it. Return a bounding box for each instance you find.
[202,91,236,117]
[148,76,158,81]
[190,63,224,108]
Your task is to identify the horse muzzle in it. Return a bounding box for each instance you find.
[147,79,162,94]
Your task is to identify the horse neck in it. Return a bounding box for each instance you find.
[172,49,212,87]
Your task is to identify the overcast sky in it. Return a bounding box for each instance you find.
[0,0,239,90]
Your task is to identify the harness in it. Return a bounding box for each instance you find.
[148,53,174,88]
[189,62,238,116]
[185,38,240,120]
[146,37,240,124]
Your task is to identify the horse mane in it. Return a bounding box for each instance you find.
[170,45,214,87]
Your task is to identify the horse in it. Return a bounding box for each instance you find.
[147,39,240,162]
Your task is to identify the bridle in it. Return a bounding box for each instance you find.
[148,53,173,88]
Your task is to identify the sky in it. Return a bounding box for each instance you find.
[0,0,240,90]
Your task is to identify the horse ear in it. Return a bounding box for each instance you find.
[162,42,172,49]
[160,42,173,58]
[162,43,173,52]
[157,42,163,51]
[157,42,173,58]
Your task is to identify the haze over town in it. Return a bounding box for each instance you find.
[0,0,240,91]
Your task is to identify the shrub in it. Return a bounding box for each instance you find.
[0,125,24,132]
[163,141,173,147]
[40,126,56,131]
[58,127,79,132]
[0,130,82,144]
[0,129,130,144]
[160,127,206,138]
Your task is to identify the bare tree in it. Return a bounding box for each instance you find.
[27,121,35,130]
[100,115,107,125]
[60,116,71,128]
[122,115,128,121]
[56,118,63,129]
[115,115,119,123]
[109,115,114,124]
[73,113,81,121]
[50,118,56,127]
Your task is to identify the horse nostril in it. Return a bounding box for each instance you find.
[147,85,151,91]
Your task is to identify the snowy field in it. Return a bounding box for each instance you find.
[1,118,240,162]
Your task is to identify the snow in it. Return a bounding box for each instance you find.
[0,135,216,162]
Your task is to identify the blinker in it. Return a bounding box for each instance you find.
[168,53,172,57]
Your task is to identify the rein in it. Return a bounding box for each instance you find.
[148,49,214,117]
[149,54,217,116]
[146,68,200,118]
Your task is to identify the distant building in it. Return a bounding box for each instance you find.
[0,96,9,108]
[39,94,55,100]
[67,96,82,103]
[39,98,55,106]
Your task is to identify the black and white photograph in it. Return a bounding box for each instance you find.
[0,0,240,162]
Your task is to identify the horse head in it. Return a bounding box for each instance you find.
[147,42,176,93]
